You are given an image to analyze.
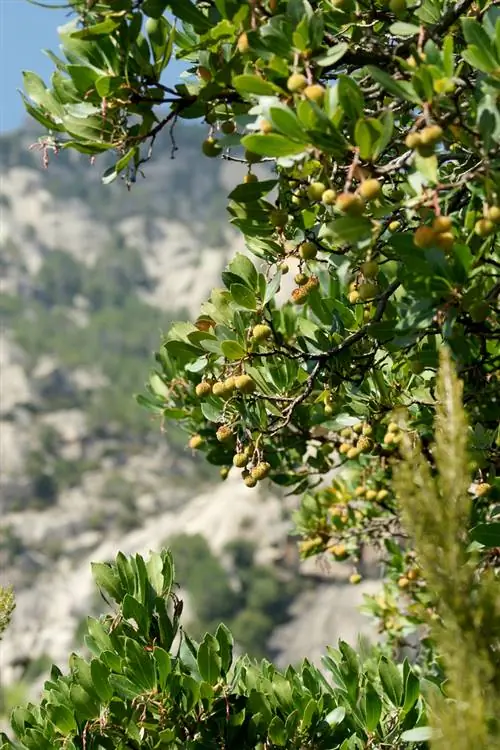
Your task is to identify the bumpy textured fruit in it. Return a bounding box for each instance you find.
[359,179,382,201]
[233,452,248,468]
[420,125,443,145]
[188,434,203,449]
[388,220,401,232]
[195,381,212,398]
[291,287,310,304]
[279,262,289,274]
[202,137,222,157]
[474,218,495,237]
[235,374,255,393]
[287,72,307,93]
[237,32,250,53]
[353,423,363,434]
[223,376,236,395]
[387,421,399,433]
[432,215,452,233]
[362,423,372,436]
[299,241,317,260]
[221,120,236,134]
[243,172,258,184]
[339,443,350,454]
[469,302,489,323]
[361,260,378,278]
[347,447,360,459]
[376,489,389,501]
[414,226,436,249]
[212,381,226,397]
[252,324,272,342]
[436,232,454,251]
[365,489,378,501]
[306,276,319,290]
[405,132,422,149]
[349,573,362,585]
[270,209,288,228]
[251,461,271,480]
[336,192,365,215]
[486,205,500,223]
[321,188,337,205]
[216,425,233,442]
[303,84,325,103]
[307,181,327,201]
[358,282,378,301]
[354,486,366,496]
[357,435,372,452]
[243,473,258,488]
[295,273,309,286]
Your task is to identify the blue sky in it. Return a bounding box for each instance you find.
[0,2,186,133]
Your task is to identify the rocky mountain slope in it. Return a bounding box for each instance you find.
[0,122,379,714]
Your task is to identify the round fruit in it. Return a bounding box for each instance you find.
[221,120,236,134]
[358,282,378,301]
[252,323,272,342]
[295,273,309,286]
[474,218,495,237]
[287,72,307,93]
[398,576,410,589]
[245,150,262,164]
[354,486,366,497]
[353,423,363,434]
[324,403,334,416]
[359,179,382,201]
[299,241,318,260]
[303,84,325,104]
[335,192,365,216]
[360,260,379,278]
[291,287,310,304]
[307,181,327,201]
[237,32,250,53]
[436,232,454,251]
[377,489,389,501]
[432,215,453,233]
[321,188,337,205]
[195,381,212,398]
[347,446,360,459]
[235,374,255,393]
[357,436,372,452]
[365,489,378,501]
[202,137,222,157]
[388,220,401,232]
[243,172,258,184]
[233,452,248,468]
[212,381,226,397]
[486,205,500,223]
[349,573,362,585]
[223,376,236,394]
[414,226,436,249]
[420,125,443,145]
[330,543,347,559]
[362,423,372,436]
[216,425,233,442]
[259,118,273,134]
[339,443,350,454]
[220,466,230,480]
[279,262,289,274]
[387,421,399,433]
[188,434,203,449]
[306,275,319,290]
[243,474,258,488]
[251,461,271,480]
[270,209,288,228]
[405,132,422,149]
[348,290,360,303]
[469,302,489,323]
[197,66,212,82]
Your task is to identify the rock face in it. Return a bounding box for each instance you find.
[0,124,381,710]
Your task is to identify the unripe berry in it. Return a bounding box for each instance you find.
[270,209,288,228]
[321,188,337,205]
[362,423,372,436]
[212,381,226,397]
[358,179,382,201]
[295,273,309,286]
[486,205,500,223]
[279,262,289,274]
[339,443,350,454]
[252,324,272,342]
[216,425,233,442]
[414,226,436,249]
[237,32,250,53]
[432,215,452,233]
[307,181,327,201]
[202,137,222,157]
[233,452,248,468]
[349,573,362,585]
[223,376,236,395]
[358,282,378,301]
[340,427,352,438]
[357,436,372,452]
[303,84,325,104]
[398,576,410,589]
[251,461,271,480]
[420,125,443,145]
[474,218,495,237]
[347,446,360,459]
[220,120,236,135]
[324,403,334,416]
[195,381,212,398]
[353,423,363,434]
[405,132,422,150]
[388,220,401,232]
[330,543,347,560]
[365,489,378,501]
[360,260,378,278]
[306,275,319,290]
[436,232,454,251]
[387,421,399,433]
[335,192,365,216]
[243,172,258,184]
[376,489,389,501]
[287,72,307,93]
[348,290,360,304]
[354,486,366,496]
[259,118,273,134]
[299,241,317,260]
[188,434,203,449]
[243,473,258,488]
[235,374,255,393]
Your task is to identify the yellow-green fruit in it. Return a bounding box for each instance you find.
[303,84,325,104]
[245,150,262,164]
[377,489,389,501]
[436,232,454,251]
[357,436,372,452]
[359,179,382,201]
[321,188,337,205]
[243,172,258,184]
[188,434,203,449]
[251,461,271,480]
[287,72,307,93]
[339,443,350,454]
[220,466,230,480]
[388,220,401,232]
[279,262,289,274]
[486,205,500,223]
[389,0,406,13]
[432,215,453,233]
[243,473,258,488]
[347,446,360,459]
[259,119,273,134]
[299,241,317,260]
[212,381,226,397]
[414,226,436,249]
[362,423,372,436]
[216,425,233,442]
[291,287,310,305]
[221,120,236,134]
[295,273,309,286]
[405,132,422,150]
[202,137,222,157]
[407,568,420,581]
[235,374,255,394]
[195,381,212,398]
[354,486,366,497]
[324,403,334,416]
[336,192,365,216]
[474,218,495,237]
[475,482,491,497]
[348,290,360,304]
[223,376,236,394]
[237,32,250,53]
[353,423,363,434]
[233,452,248,468]
[361,260,379,278]
[270,209,288,228]
[330,543,347,559]
[384,432,394,445]
[420,125,443,145]
[387,421,399,433]
[365,489,378,501]
[349,573,362,585]
[358,282,378,301]
[307,181,327,201]
[252,323,272,342]
[469,302,489,323]
[340,427,352,438]
[398,576,410,589]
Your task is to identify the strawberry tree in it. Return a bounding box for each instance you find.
[22,0,499,655]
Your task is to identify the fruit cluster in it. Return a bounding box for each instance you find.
[338,422,373,459]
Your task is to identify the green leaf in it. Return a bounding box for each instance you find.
[154,647,171,690]
[215,623,233,674]
[71,18,120,38]
[221,340,247,360]
[319,217,373,244]
[325,706,346,726]
[233,74,285,97]
[122,594,149,634]
[268,715,287,746]
[314,42,348,67]
[363,683,382,732]
[470,522,500,547]
[228,179,278,203]
[91,562,123,602]
[197,638,222,684]
[414,152,438,184]
[69,684,99,720]
[90,659,112,703]
[389,22,420,37]
[366,66,420,103]
[230,283,257,309]
[241,133,307,157]
[379,657,403,706]
[401,727,434,742]
[47,704,77,734]
[268,105,308,142]
[227,253,259,288]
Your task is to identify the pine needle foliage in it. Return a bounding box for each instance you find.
[394,350,500,750]
[0,586,15,641]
